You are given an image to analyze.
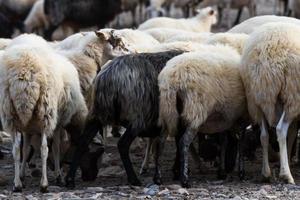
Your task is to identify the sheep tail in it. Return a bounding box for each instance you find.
[158,79,180,137]
[7,52,45,127]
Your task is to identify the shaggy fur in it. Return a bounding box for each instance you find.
[44,0,122,39]
[0,34,87,192]
[205,33,249,55]
[158,45,246,187]
[0,38,11,50]
[240,22,300,184]
[65,50,183,188]
[228,15,300,34]
[138,7,217,32]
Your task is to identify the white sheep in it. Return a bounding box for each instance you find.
[158,44,245,187]
[0,38,11,50]
[240,22,300,184]
[205,32,249,54]
[0,34,88,192]
[228,15,300,34]
[139,7,217,32]
[144,28,211,43]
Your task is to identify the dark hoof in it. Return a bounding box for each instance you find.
[153,177,162,185]
[65,177,75,189]
[140,168,148,175]
[56,176,63,186]
[13,186,22,193]
[239,170,245,180]
[129,179,142,186]
[217,170,227,180]
[40,186,48,193]
[181,181,191,188]
[261,176,271,183]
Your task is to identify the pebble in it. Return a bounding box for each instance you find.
[261,185,272,192]
[177,188,189,195]
[230,195,242,200]
[0,194,7,199]
[158,188,170,196]
[86,187,104,193]
[258,188,268,196]
[167,184,182,190]
[143,184,159,196]
[266,195,278,199]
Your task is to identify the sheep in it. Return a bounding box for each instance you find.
[239,22,300,184]
[165,33,212,43]
[205,33,249,55]
[158,44,247,187]
[0,34,88,192]
[24,0,75,40]
[65,50,184,188]
[95,28,160,53]
[138,7,217,33]
[43,0,122,40]
[228,15,300,34]
[0,39,11,50]
[144,28,210,43]
[199,0,257,28]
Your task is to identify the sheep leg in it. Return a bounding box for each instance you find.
[238,129,246,180]
[153,133,167,185]
[233,8,243,26]
[20,134,30,181]
[40,132,49,193]
[13,132,22,192]
[179,127,198,188]
[65,117,101,188]
[140,138,153,175]
[260,118,271,182]
[217,133,228,180]
[276,111,294,184]
[118,128,141,186]
[287,121,297,162]
[52,129,63,186]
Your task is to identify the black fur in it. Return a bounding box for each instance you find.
[44,0,122,39]
[66,50,183,188]
[0,12,14,38]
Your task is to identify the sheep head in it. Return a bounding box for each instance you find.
[196,6,218,25]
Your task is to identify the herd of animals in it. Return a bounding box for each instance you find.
[1,0,300,194]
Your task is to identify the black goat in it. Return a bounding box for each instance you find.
[65,50,183,188]
[44,0,122,40]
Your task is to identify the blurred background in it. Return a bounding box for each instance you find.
[0,0,295,41]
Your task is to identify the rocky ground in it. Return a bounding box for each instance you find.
[0,136,300,200]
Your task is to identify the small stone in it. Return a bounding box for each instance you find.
[25,195,38,200]
[230,195,242,200]
[216,193,227,198]
[59,192,80,199]
[86,187,104,193]
[143,184,159,196]
[158,188,170,196]
[89,193,102,199]
[167,184,182,190]
[0,194,7,199]
[261,185,272,192]
[116,191,130,197]
[177,188,189,195]
[258,188,268,196]
[266,195,278,199]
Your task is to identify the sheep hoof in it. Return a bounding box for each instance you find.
[129,179,142,186]
[40,186,48,193]
[13,186,22,193]
[181,181,191,188]
[261,175,271,183]
[65,177,75,189]
[279,174,295,184]
[139,168,148,175]
[56,176,63,186]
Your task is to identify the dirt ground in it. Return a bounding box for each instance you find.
[1,0,300,199]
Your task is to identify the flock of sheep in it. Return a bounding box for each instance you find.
[2,0,300,195]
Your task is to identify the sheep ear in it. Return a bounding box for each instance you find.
[208,9,215,15]
[95,31,110,41]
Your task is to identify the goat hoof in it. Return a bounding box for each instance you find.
[13,186,22,193]
[40,186,48,193]
[279,174,295,184]
[129,179,142,186]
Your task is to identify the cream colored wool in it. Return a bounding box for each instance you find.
[205,33,249,55]
[158,44,245,136]
[138,7,217,32]
[241,22,300,126]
